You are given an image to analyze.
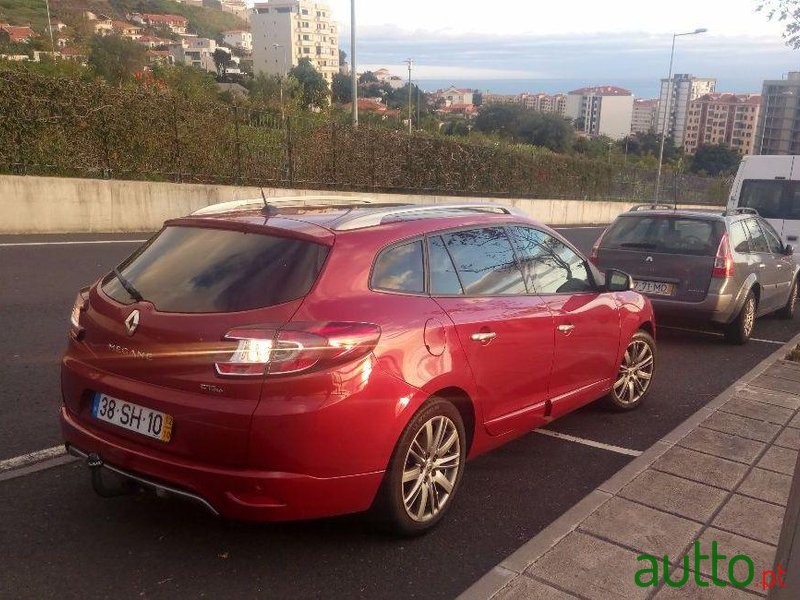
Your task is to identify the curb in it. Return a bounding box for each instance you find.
[457,332,800,600]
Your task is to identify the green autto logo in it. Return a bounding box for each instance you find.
[635,541,786,591]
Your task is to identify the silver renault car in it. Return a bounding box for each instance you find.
[591,206,799,344]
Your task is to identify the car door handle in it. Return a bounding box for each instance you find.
[557,324,576,334]
[470,332,497,342]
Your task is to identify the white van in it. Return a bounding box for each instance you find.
[728,155,800,245]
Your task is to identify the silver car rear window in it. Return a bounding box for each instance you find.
[602,216,724,256]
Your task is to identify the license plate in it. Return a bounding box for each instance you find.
[634,280,675,296]
[92,393,173,442]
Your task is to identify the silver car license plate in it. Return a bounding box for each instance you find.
[634,280,674,296]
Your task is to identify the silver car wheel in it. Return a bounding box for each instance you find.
[402,415,461,523]
[613,339,654,405]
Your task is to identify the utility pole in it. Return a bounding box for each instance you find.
[44,0,55,54]
[406,58,413,133]
[273,43,286,121]
[350,0,358,128]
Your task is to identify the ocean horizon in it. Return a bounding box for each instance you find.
[414,78,765,99]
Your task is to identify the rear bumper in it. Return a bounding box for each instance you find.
[649,292,738,325]
[60,406,385,522]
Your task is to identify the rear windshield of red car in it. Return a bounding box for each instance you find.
[101,226,329,313]
[601,215,724,257]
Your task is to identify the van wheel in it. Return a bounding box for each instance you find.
[725,291,756,345]
[602,330,655,411]
[373,398,466,536]
[778,278,798,320]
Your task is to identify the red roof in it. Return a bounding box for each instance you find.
[60,47,85,57]
[142,14,188,26]
[569,85,632,96]
[343,98,400,116]
[693,93,762,106]
[1,25,36,43]
[439,103,477,115]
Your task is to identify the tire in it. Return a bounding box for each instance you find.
[778,278,798,320]
[602,330,656,411]
[725,291,756,345]
[373,398,466,536]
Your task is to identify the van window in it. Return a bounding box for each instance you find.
[372,240,425,293]
[102,226,329,313]
[739,180,785,219]
[442,228,526,296]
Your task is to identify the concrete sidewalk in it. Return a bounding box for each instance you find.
[460,335,800,600]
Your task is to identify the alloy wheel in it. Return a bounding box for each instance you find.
[613,339,654,405]
[743,297,755,337]
[402,415,461,523]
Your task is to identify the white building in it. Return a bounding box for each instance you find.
[221,1,252,21]
[434,85,474,106]
[566,86,634,140]
[656,74,716,146]
[170,37,218,73]
[373,68,404,90]
[223,30,253,53]
[631,99,659,134]
[251,0,339,85]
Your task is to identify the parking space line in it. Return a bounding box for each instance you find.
[660,325,785,345]
[534,429,642,456]
[0,445,66,473]
[0,240,147,247]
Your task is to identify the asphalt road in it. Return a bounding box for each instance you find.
[0,227,797,599]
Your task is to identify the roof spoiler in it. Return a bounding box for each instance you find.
[628,203,676,212]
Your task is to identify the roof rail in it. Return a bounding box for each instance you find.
[629,203,675,212]
[722,207,759,217]
[191,196,377,216]
[332,203,522,231]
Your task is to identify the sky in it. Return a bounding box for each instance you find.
[310,0,800,96]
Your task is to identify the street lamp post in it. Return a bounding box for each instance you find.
[406,58,413,133]
[273,43,287,120]
[351,0,358,128]
[655,27,707,203]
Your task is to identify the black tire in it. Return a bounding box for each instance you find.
[725,291,756,345]
[372,398,466,536]
[602,330,656,411]
[778,278,798,320]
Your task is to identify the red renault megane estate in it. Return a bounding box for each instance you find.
[61,198,656,535]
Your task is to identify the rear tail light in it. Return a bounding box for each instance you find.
[215,322,381,377]
[69,288,90,338]
[712,233,735,279]
[589,228,608,266]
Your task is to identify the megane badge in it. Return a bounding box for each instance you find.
[125,310,140,336]
[645,256,654,263]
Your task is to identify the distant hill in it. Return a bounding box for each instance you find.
[0,0,248,41]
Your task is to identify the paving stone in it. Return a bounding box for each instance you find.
[712,495,785,545]
[737,468,793,506]
[678,428,766,465]
[774,427,800,451]
[580,496,702,558]
[618,470,727,522]
[757,446,799,476]
[736,386,800,411]
[527,532,649,600]
[654,571,761,599]
[790,411,800,429]
[720,396,794,426]
[690,527,778,596]
[652,446,747,491]
[765,362,800,383]
[701,411,780,443]
[493,575,577,600]
[750,374,800,397]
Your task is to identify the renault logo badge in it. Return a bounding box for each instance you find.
[124,310,140,336]
[645,256,654,263]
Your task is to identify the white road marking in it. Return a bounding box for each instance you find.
[0,240,146,247]
[534,429,642,456]
[0,445,66,472]
[660,325,784,345]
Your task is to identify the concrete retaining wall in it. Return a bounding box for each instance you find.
[0,175,714,233]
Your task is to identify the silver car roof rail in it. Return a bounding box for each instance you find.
[723,207,760,217]
[191,196,378,216]
[331,203,522,231]
[629,203,675,212]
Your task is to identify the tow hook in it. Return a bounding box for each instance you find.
[87,453,136,498]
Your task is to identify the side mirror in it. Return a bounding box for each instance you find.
[784,244,794,256]
[606,269,633,292]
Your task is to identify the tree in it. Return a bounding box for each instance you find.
[88,35,147,86]
[212,48,232,77]
[338,48,347,70]
[473,91,483,106]
[473,104,575,152]
[756,0,800,47]
[358,71,378,84]
[689,144,742,176]
[249,72,302,113]
[289,58,328,109]
[331,72,352,104]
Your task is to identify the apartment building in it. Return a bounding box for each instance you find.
[755,72,800,155]
[519,93,568,116]
[434,86,474,106]
[223,30,253,53]
[631,99,658,134]
[482,93,521,105]
[565,86,634,140]
[251,1,339,85]
[683,93,761,155]
[170,37,217,72]
[656,74,716,146]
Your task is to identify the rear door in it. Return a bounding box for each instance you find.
[428,227,554,436]
[597,214,722,303]
[508,226,619,418]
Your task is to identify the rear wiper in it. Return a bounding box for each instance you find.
[113,268,143,302]
[620,242,657,249]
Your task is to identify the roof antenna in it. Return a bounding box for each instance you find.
[260,187,268,208]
